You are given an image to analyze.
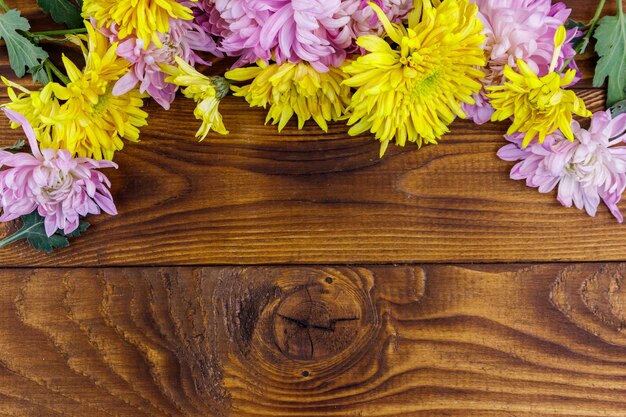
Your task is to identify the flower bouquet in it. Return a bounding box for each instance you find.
[0,0,625,252]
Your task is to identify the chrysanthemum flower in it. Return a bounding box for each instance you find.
[104,16,222,110]
[0,109,118,237]
[199,0,413,71]
[342,0,485,156]
[341,0,413,39]
[3,24,148,160]
[56,24,149,160]
[463,0,579,124]
[487,59,590,147]
[208,0,352,71]
[2,77,63,149]
[83,0,195,47]
[162,57,229,139]
[226,60,351,132]
[498,110,626,222]
[193,0,229,38]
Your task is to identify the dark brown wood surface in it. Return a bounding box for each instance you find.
[2,1,626,416]
[0,264,626,417]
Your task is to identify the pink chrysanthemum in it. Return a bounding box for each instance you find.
[0,109,118,236]
[194,0,230,38]
[464,0,579,124]
[498,110,626,222]
[212,0,352,72]
[105,15,222,109]
[195,0,412,70]
[340,0,412,39]
[205,0,352,71]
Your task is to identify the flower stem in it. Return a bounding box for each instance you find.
[590,0,608,32]
[618,0,623,15]
[0,0,9,12]
[0,228,25,249]
[559,0,607,72]
[44,60,70,85]
[30,28,87,37]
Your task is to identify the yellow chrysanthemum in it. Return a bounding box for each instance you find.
[343,0,485,156]
[82,0,194,47]
[3,23,148,160]
[487,59,591,147]
[2,78,64,147]
[162,56,229,140]
[225,60,352,132]
[58,23,148,160]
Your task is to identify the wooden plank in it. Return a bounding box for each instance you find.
[0,89,613,266]
[0,264,626,416]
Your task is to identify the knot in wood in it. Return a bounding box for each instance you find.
[273,284,360,361]
[551,264,626,346]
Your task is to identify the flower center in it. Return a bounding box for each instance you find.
[39,168,73,201]
[158,33,182,63]
[564,148,604,185]
[408,68,442,102]
[528,74,564,111]
[92,88,112,116]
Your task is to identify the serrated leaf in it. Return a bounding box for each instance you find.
[0,212,91,253]
[28,62,50,84]
[19,212,69,253]
[0,139,25,152]
[593,14,626,106]
[0,9,49,78]
[36,0,84,29]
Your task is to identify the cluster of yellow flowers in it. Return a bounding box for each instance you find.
[226,61,351,133]
[2,0,212,161]
[4,23,148,160]
[219,0,590,157]
[2,0,592,161]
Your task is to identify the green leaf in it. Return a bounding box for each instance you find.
[0,139,25,152]
[611,99,626,117]
[28,62,50,84]
[0,9,49,78]
[36,0,84,29]
[0,212,91,253]
[593,13,626,106]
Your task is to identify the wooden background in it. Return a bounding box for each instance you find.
[1,1,625,416]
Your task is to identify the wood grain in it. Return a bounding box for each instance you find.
[0,264,626,416]
[0,89,610,265]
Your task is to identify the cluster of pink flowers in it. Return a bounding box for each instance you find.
[498,111,626,222]
[0,109,117,236]
[107,17,222,109]
[463,0,580,124]
[196,0,412,71]
[99,2,223,110]
[3,0,622,253]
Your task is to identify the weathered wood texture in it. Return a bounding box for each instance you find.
[0,0,621,265]
[0,264,626,416]
[0,89,609,265]
[1,2,626,417]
